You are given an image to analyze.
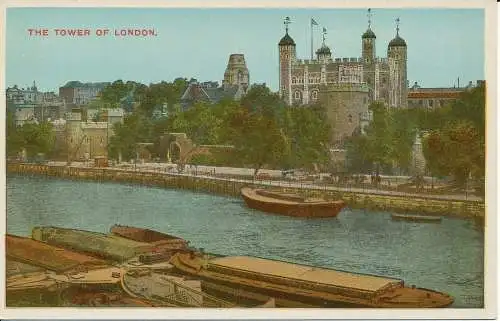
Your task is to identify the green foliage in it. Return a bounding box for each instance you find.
[346,102,410,174]
[108,114,153,160]
[12,121,55,159]
[282,104,332,171]
[138,79,188,116]
[423,121,483,184]
[189,153,218,166]
[345,84,485,181]
[6,110,22,156]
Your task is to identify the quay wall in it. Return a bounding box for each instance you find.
[6,163,485,220]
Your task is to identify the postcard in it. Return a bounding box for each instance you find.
[1,0,496,320]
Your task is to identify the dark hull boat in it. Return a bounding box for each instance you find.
[241,187,345,218]
[110,225,189,249]
[170,252,454,308]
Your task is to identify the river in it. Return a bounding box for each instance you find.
[6,175,485,308]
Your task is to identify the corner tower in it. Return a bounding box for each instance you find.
[387,18,408,108]
[361,8,376,64]
[279,16,296,105]
[316,27,332,63]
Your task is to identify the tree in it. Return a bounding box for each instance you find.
[241,84,285,119]
[283,104,332,171]
[17,122,55,159]
[389,108,418,173]
[228,109,287,176]
[138,79,188,117]
[6,110,23,157]
[108,114,153,161]
[423,121,483,185]
[364,102,394,173]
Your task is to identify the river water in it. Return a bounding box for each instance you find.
[6,175,485,308]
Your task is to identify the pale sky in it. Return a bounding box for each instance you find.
[6,8,485,92]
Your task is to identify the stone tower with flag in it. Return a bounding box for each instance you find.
[278,10,408,146]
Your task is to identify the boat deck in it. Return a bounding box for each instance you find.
[208,256,402,294]
[244,188,335,205]
[6,234,109,273]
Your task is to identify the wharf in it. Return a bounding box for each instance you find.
[6,162,485,219]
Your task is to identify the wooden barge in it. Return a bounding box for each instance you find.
[6,234,109,273]
[170,252,454,308]
[241,187,346,218]
[110,224,189,250]
[31,226,155,262]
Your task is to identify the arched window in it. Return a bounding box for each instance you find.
[292,77,297,84]
[311,91,318,100]
[348,114,353,123]
[294,91,301,100]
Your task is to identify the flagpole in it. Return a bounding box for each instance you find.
[310,18,313,60]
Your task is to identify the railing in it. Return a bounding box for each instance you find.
[122,273,234,308]
[7,162,485,218]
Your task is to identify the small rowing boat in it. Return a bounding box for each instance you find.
[391,214,442,223]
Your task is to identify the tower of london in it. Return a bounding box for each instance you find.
[279,13,408,108]
[278,11,408,146]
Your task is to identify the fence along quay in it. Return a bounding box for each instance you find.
[6,163,484,220]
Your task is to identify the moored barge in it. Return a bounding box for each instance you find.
[241,187,346,218]
[31,226,155,262]
[170,252,454,308]
[110,224,189,250]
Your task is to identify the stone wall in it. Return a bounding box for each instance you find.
[7,163,485,220]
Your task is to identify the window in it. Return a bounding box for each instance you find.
[429,100,434,107]
[311,91,318,100]
[294,91,301,100]
[292,77,297,84]
[348,114,353,123]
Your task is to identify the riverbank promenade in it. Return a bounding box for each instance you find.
[45,161,483,203]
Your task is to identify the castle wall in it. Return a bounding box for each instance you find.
[288,58,393,107]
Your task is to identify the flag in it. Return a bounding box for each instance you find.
[311,18,318,26]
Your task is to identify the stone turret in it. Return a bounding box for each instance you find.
[279,16,296,105]
[387,18,408,108]
[362,9,376,64]
[223,54,249,93]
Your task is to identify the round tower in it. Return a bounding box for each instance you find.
[361,9,376,64]
[387,18,407,108]
[279,16,296,105]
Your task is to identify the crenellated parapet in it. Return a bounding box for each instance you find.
[322,82,370,92]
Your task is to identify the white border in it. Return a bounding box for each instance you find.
[0,0,497,319]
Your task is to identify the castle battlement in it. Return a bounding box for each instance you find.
[294,58,334,66]
[81,122,108,129]
[323,82,370,92]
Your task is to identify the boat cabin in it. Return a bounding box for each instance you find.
[205,256,403,300]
